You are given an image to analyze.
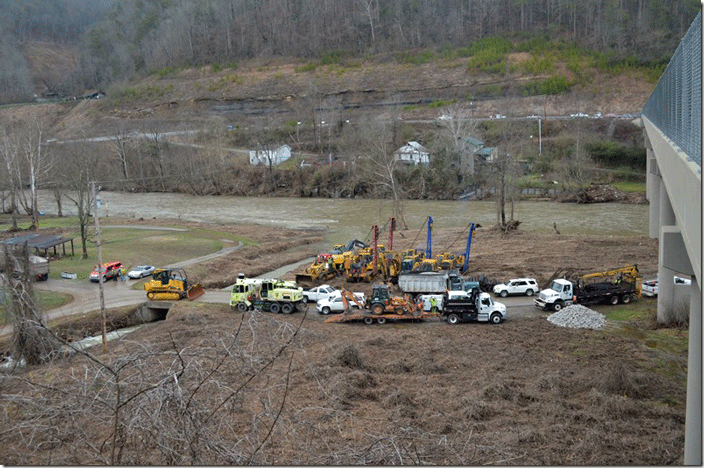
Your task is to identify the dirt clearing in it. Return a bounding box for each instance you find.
[0,219,686,465]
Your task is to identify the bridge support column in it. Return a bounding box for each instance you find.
[658,228,694,323]
[645,136,661,239]
[685,275,702,465]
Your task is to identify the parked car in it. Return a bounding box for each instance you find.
[316,292,366,315]
[127,265,156,279]
[493,278,539,297]
[89,261,124,282]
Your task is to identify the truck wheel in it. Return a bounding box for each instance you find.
[237,302,248,312]
[448,313,460,325]
[553,301,563,311]
[526,289,534,297]
[621,294,631,304]
[269,302,281,313]
[377,317,387,324]
[363,316,374,325]
[296,301,309,312]
[610,295,619,305]
[372,303,384,315]
[321,306,331,315]
[500,290,508,298]
[281,303,294,314]
[490,312,503,324]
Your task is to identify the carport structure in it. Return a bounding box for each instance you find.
[2,233,75,258]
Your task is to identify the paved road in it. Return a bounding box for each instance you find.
[0,238,244,337]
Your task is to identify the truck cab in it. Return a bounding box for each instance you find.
[534,279,574,311]
[443,292,506,324]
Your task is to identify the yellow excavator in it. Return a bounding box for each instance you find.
[144,267,205,300]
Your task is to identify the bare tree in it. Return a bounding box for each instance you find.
[434,104,480,180]
[111,124,133,181]
[554,130,596,190]
[0,125,21,230]
[2,244,61,365]
[58,140,98,258]
[358,0,378,47]
[357,117,408,230]
[489,120,527,230]
[20,114,54,229]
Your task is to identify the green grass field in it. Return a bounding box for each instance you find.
[1,215,251,319]
[0,216,248,279]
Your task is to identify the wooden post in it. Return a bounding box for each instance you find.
[91,182,107,352]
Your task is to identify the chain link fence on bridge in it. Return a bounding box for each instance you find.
[642,11,701,166]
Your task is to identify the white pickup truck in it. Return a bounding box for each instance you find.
[302,284,337,303]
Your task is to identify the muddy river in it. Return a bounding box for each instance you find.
[36,190,648,244]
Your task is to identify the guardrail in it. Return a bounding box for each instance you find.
[642,11,701,166]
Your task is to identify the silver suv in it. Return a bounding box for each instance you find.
[493,278,539,297]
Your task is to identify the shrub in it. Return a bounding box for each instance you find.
[294,62,317,73]
[585,141,646,171]
[521,76,571,96]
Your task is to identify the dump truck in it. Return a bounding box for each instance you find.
[442,291,506,324]
[230,273,307,313]
[144,267,204,300]
[534,265,641,311]
[397,271,479,297]
[0,251,49,281]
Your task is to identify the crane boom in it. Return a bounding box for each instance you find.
[578,265,640,281]
[461,223,476,273]
[426,216,433,259]
[388,217,396,252]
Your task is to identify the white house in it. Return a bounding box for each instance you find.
[394,141,430,165]
[249,145,292,166]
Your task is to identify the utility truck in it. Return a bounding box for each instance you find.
[534,265,641,311]
[230,273,307,313]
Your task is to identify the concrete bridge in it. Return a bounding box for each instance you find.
[641,10,701,465]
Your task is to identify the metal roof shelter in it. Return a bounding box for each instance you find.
[2,234,75,257]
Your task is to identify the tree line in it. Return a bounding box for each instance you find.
[0,0,699,102]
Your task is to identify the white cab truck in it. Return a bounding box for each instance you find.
[534,277,638,311]
[442,291,507,324]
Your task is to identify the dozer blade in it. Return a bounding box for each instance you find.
[295,273,315,284]
[187,283,205,300]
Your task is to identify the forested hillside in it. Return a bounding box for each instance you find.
[0,0,700,102]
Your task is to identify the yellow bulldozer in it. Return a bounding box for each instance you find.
[296,253,350,284]
[144,267,205,301]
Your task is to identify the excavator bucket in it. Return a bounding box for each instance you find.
[187,283,205,300]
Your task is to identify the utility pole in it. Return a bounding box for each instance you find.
[91,182,108,352]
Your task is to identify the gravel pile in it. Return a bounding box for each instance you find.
[547,304,606,329]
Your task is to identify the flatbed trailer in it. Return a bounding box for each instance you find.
[324,311,441,325]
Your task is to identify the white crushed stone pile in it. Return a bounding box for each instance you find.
[547,304,606,329]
